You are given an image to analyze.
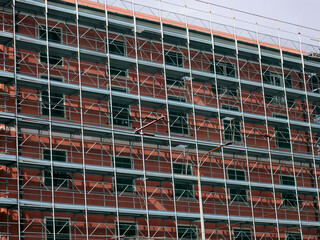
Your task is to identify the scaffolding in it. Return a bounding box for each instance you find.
[0,0,320,239]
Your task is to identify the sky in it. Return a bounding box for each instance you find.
[208,0,319,30]
[107,0,319,49]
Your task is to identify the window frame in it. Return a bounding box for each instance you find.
[177,225,198,240]
[109,87,132,128]
[42,148,69,188]
[115,221,138,239]
[273,114,291,149]
[233,228,252,240]
[39,25,63,66]
[222,105,242,143]
[105,38,128,78]
[172,162,194,198]
[213,61,236,78]
[40,75,66,119]
[113,156,135,194]
[280,175,298,208]
[45,217,70,240]
[285,232,302,240]
[107,38,126,56]
[164,49,184,68]
[168,96,189,136]
[228,169,247,203]
[211,61,238,97]
[166,75,186,89]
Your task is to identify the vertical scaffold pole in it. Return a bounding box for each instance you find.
[183,2,205,239]
[159,1,179,239]
[12,0,21,239]
[297,24,320,234]
[276,22,303,238]
[131,1,151,238]
[255,17,281,240]
[104,0,121,239]
[44,1,56,240]
[232,11,257,240]
[75,1,89,240]
[208,5,232,240]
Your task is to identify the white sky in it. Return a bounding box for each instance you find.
[209,0,319,30]
[107,0,319,49]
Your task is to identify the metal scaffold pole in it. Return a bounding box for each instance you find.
[255,17,281,240]
[104,0,121,239]
[159,1,179,238]
[208,5,233,240]
[232,10,257,240]
[131,1,151,238]
[12,0,21,239]
[75,1,89,239]
[276,22,303,237]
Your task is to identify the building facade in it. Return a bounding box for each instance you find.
[0,0,320,239]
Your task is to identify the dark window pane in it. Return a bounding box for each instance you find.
[281,175,298,207]
[39,26,62,65]
[112,102,131,127]
[46,218,70,240]
[222,106,241,142]
[165,51,183,67]
[275,127,290,148]
[228,170,247,202]
[43,149,68,188]
[286,232,301,240]
[310,74,320,92]
[41,76,65,118]
[285,74,292,88]
[274,115,290,149]
[173,163,193,198]
[233,229,251,240]
[178,226,197,240]
[168,97,188,135]
[115,157,134,193]
[169,110,189,135]
[108,39,125,56]
[166,76,185,88]
[117,222,137,239]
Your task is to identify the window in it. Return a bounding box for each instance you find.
[211,61,238,96]
[43,149,68,188]
[165,50,183,67]
[166,76,185,88]
[213,61,236,78]
[168,96,188,135]
[233,229,251,240]
[263,71,281,86]
[178,226,197,240]
[309,73,320,93]
[222,106,241,142]
[264,94,295,107]
[274,114,290,149]
[46,218,70,240]
[286,232,301,240]
[281,175,297,207]
[109,68,127,78]
[39,26,62,66]
[114,157,134,193]
[263,70,292,88]
[228,169,247,202]
[173,163,193,198]
[116,222,137,239]
[112,102,131,127]
[41,76,65,118]
[106,39,127,77]
[108,39,126,56]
